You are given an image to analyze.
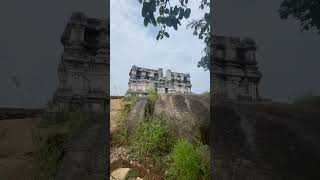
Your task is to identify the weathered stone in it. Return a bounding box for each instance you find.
[52,12,109,113]
[126,97,148,135]
[110,168,131,180]
[127,66,192,96]
[154,94,210,144]
[212,35,262,100]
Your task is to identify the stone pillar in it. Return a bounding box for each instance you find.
[246,50,256,62]
[69,13,86,51]
[225,47,237,60]
[166,69,171,80]
[96,21,108,61]
[158,68,163,79]
[248,82,257,99]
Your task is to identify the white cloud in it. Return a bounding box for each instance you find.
[110,0,209,95]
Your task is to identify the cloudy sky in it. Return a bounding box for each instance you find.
[110,0,210,96]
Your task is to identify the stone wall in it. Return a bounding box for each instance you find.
[127,66,192,96]
[212,35,262,100]
[53,12,109,113]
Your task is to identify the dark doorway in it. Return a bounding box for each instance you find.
[165,88,168,93]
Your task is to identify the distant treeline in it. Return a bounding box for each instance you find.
[0,108,44,120]
[110,96,124,99]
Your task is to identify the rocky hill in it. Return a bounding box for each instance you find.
[211,100,320,179]
[126,94,320,179]
[127,94,210,144]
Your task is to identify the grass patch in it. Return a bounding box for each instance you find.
[32,108,89,180]
[120,96,137,120]
[145,88,158,117]
[111,96,137,147]
[166,139,210,180]
[292,95,320,106]
[112,125,129,146]
[125,169,140,180]
[131,116,173,159]
[201,91,210,97]
[32,132,68,180]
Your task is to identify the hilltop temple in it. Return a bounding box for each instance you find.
[52,12,109,112]
[127,66,192,96]
[211,35,262,100]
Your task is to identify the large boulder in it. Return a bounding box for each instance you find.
[126,97,148,136]
[154,94,210,144]
[211,101,320,179]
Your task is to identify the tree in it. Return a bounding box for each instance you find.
[279,0,320,33]
[137,0,211,71]
[138,0,320,71]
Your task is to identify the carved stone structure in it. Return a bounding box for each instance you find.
[52,12,109,112]
[212,35,262,100]
[127,66,192,96]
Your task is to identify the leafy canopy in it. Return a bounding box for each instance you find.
[137,0,211,71]
[138,0,320,71]
[279,0,320,34]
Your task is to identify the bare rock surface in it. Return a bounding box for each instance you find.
[154,94,210,144]
[211,101,320,179]
[56,115,107,180]
[110,168,131,180]
[126,97,148,135]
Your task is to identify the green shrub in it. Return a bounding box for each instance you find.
[201,91,210,97]
[111,125,129,146]
[293,95,320,106]
[147,88,158,106]
[167,139,210,180]
[32,132,68,180]
[33,109,89,180]
[131,117,172,158]
[125,169,139,180]
[111,96,136,146]
[145,88,158,117]
[120,96,137,120]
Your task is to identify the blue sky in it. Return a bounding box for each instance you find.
[110,0,210,96]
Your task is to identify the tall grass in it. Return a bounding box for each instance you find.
[111,96,136,146]
[293,95,320,106]
[145,88,158,117]
[131,116,173,158]
[32,108,89,180]
[166,139,210,180]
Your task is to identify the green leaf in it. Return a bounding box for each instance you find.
[165,18,172,27]
[174,6,179,15]
[159,6,164,15]
[184,8,191,18]
[176,19,181,26]
[173,22,178,30]
[156,33,161,40]
[164,8,169,14]
[164,32,170,38]
[150,14,157,26]
[138,0,142,4]
[178,8,184,20]
[157,16,163,23]
[179,0,184,6]
[144,17,149,27]
[185,0,188,4]
[142,3,149,17]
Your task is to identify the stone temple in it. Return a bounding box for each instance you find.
[211,35,262,100]
[127,66,192,96]
[52,12,109,112]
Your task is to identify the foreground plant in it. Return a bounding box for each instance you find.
[132,117,172,158]
[167,139,209,180]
